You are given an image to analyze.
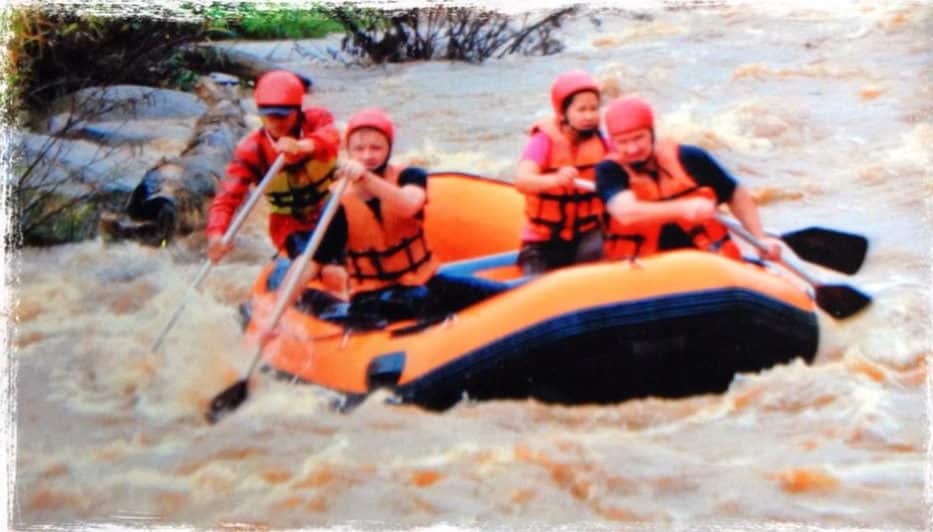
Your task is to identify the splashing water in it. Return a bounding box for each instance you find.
[10,4,930,529]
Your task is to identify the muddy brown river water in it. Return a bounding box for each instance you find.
[6,2,931,530]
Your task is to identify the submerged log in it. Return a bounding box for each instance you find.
[180,43,314,89]
[98,77,249,245]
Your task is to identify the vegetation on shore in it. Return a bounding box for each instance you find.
[6,3,347,114]
[5,3,574,247]
[190,2,345,40]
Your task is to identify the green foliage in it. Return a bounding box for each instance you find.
[163,49,203,92]
[5,4,346,114]
[6,7,211,114]
[237,6,343,39]
[184,2,344,40]
[16,186,118,247]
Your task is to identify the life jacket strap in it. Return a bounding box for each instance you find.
[347,229,433,282]
[529,190,602,241]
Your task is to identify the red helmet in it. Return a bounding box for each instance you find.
[254,70,305,110]
[345,107,395,146]
[604,96,655,136]
[551,71,600,118]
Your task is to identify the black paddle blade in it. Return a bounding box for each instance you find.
[815,284,872,319]
[205,380,249,424]
[781,227,868,275]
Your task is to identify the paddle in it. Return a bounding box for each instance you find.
[715,214,872,319]
[769,226,867,275]
[150,154,287,353]
[567,178,871,318]
[569,178,867,274]
[205,175,351,424]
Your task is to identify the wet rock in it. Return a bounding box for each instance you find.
[15,78,243,246]
[46,85,207,131]
[99,77,249,246]
[52,118,197,149]
[16,132,164,195]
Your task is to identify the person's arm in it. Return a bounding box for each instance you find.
[597,160,713,228]
[606,191,714,228]
[273,108,341,162]
[728,185,781,260]
[727,185,765,237]
[364,167,428,219]
[274,136,317,160]
[301,108,340,160]
[514,133,577,194]
[337,162,428,219]
[679,145,781,260]
[205,138,262,262]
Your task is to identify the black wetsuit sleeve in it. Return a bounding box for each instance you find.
[311,206,348,264]
[678,145,738,203]
[397,166,428,188]
[398,166,428,221]
[595,159,631,204]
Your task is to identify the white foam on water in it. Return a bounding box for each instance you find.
[10,2,932,529]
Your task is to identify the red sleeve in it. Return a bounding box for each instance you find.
[206,134,262,238]
[302,107,340,161]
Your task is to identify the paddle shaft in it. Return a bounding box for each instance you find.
[576,177,793,272]
[556,177,866,316]
[241,176,350,379]
[573,178,596,192]
[714,214,820,285]
[577,175,835,293]
[717,213,872,318]
[575,176,868,272]
[150,154,287,352]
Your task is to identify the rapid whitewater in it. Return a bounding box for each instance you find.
[8,3,930,530]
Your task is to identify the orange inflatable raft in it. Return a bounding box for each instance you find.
[242,173,818,410]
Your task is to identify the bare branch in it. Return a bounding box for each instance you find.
[336,7,574,64]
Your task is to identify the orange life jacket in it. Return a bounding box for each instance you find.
[603,139,741,261]
[343,165,438,293]
[523,118,607,242]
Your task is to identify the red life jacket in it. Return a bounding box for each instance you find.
[207,107,340,251]
[603,139,741,261]
[342,165,438,293]
[523,118,607,242]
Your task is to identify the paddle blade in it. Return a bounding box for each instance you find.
[205,380,250,424]
[781,227,868,275]
[814,284,872,319]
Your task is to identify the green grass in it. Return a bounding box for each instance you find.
[193,3,346,40]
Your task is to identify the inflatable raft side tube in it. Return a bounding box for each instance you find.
[391,287,819,410]
[425,172,525,263]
